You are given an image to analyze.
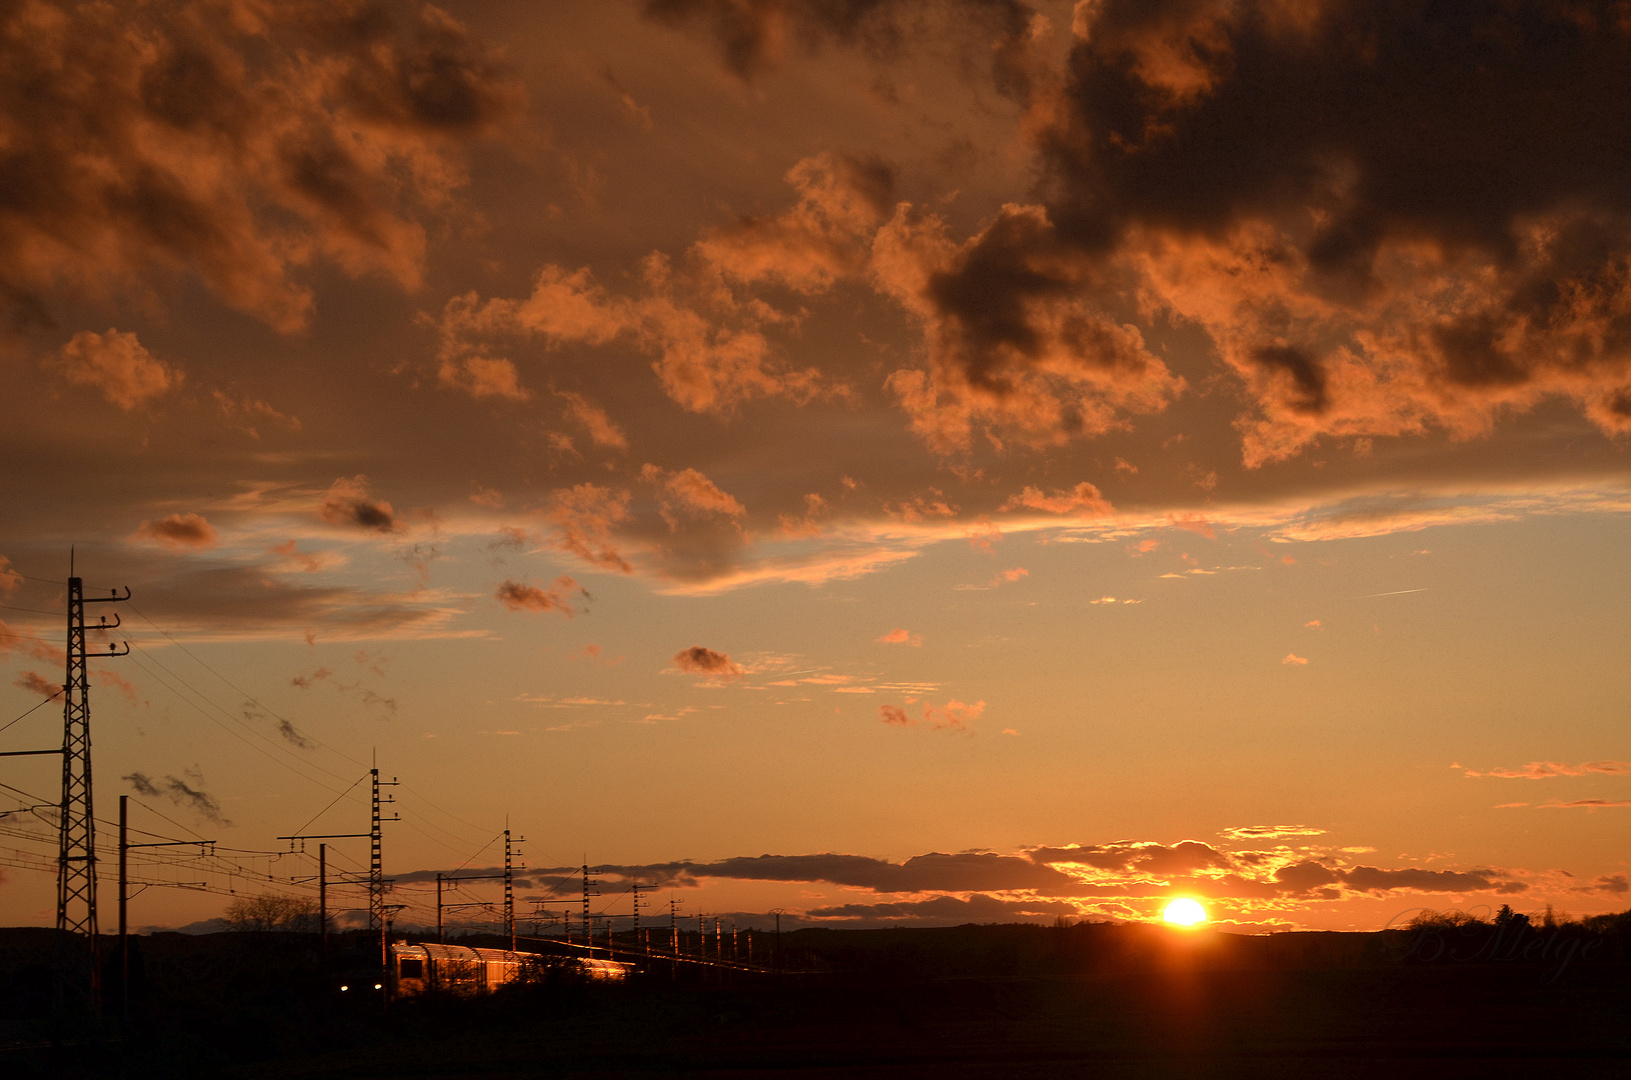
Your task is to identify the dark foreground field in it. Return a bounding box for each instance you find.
[1,920,1627,1078]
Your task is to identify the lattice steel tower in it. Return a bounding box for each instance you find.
[55,568,128,1005]
[368,767,399,932]
[502,829,525,951]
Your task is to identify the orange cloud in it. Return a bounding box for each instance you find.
[1170,514,1217,539]
[495,577,586,617]
[469,485,506,509]
[269,540,336,574]
[211,390,300,439]
[1001,482,1113,516]
[319,476,397,533]
[0,619,60,665]
[889,491,957,523]
[52,330,179,410]
[13,670,59,698]
[556,391,628,450]
[134,513,218,549]
[965,518,1002,554]
[1281,653,1308,665]
[876,628,923,647]
[568,643,626,666]
[874,203,1185,453]
[1463,761,1630,780]
[696,152,892,293]
[0,2,520,334]
[440,355,530,402]
[880,698,985,731]
[672,645,744,680]
[1035,2,1631,465]
[1536,799,1631,810]
[431,254,826,417]
[641,464,747,531]
[545,484,632,573]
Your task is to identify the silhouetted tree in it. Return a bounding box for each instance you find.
[224,892,323,933]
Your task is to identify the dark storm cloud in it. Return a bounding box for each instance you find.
[1339,865,1525,896]
[0,0,520,333]
[133,562,465,641]
[806,892,1079,921]
[1028,840,1232,875]
[1011,0,1631,461]
[133,513,220,549]
[572,850,1083,894]
[447,840,1546,913]
[641,0,1046,95]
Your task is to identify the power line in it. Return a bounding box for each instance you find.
[399,782,493,839]
[288,773,369,838]
[125,647,350,797]
[0,689,64,736]
[0,603,65,617]
[0,627,58,640]
[129,641,358,786]
[123,602,362,769]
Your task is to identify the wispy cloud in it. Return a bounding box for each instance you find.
[1461,760,1631,780]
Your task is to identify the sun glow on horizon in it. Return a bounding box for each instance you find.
[1162,898,1208,926]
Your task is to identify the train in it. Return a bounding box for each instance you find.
[386,941,630,996]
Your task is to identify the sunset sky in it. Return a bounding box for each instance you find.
[1,0,1628,937]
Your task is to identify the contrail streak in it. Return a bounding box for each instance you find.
[1359,588,1427,598]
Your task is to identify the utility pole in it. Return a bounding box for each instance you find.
[116,795,210,1022]
[54,561,128,1011]
[276,770,388,971]
[369,766,400,935]
[581,863,599,954]
[770,908,785,972]
[669,899,679,978]
[381,903,406,1012]
[118,796,126,1021]
[632,884,656,953]
[319,844,329,965]
[438,863,515,942]
[503,828,525,954]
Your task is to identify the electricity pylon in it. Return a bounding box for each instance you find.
[54,566,128,1009]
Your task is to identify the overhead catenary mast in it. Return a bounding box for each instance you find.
[503,827,525,953]
[54,556,129,1008]
[581,861,599,952]
[369,764,399,934]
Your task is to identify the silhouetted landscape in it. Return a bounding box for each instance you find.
[7,2,1631,1076]
[3,911,1628,1078]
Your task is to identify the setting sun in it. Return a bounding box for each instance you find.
[1163,899,1208,926]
